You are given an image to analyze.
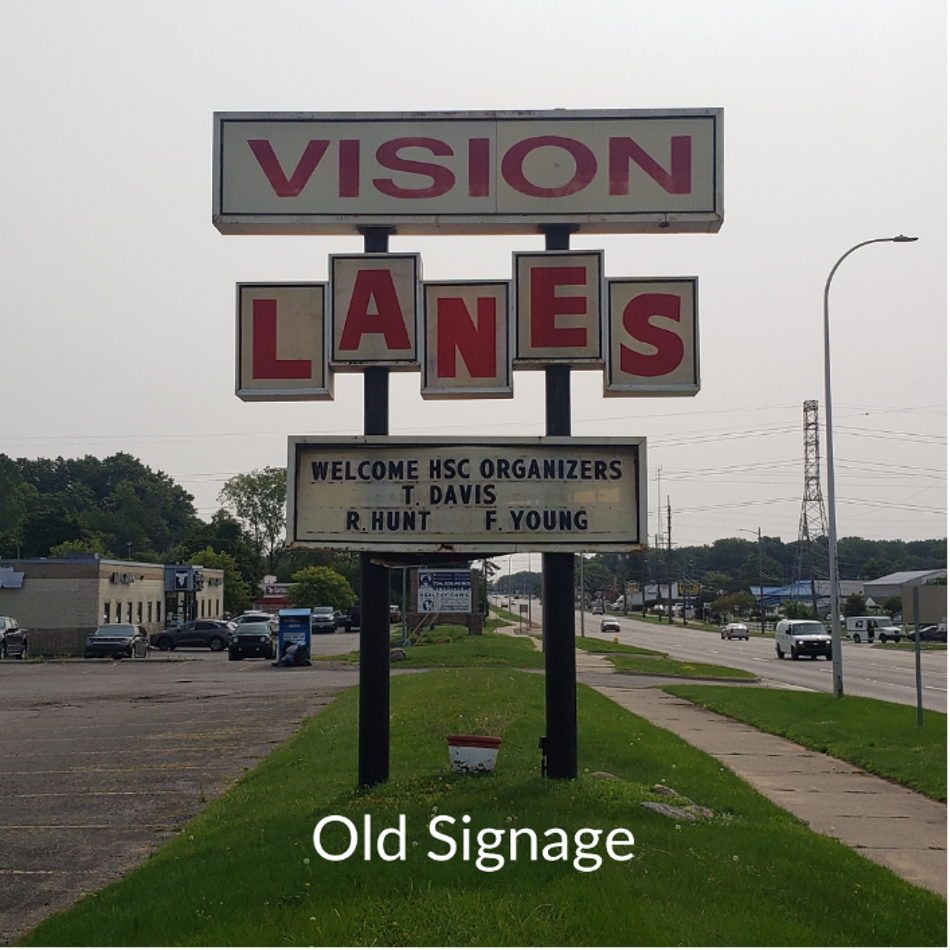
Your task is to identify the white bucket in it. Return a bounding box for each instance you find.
[446,734,502,773]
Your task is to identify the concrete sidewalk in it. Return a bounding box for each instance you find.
[573,650,947,898]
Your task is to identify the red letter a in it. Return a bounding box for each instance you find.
[338,270,412,351]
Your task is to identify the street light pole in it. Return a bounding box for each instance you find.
[739,527,764,634]
[823,235,918,699]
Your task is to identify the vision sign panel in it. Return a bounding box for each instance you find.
[214,109,723,235]
[288,437,646,554]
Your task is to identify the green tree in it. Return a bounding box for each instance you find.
[781,599,813,620]
[287,566,356,610]
[882,595,903,616]
[188,547,252,615]
[844,592,868,617]
[709,591,754,618]
[50,535,108,559]
[218,467,288,574]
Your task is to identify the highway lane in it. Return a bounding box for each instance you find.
[494,598,947,712]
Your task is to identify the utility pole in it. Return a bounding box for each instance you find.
[793,400,828,619]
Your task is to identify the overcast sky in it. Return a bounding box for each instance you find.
[1,0,945,563]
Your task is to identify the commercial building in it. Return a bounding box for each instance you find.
[0,554,224,656]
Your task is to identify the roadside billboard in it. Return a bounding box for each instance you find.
[214,109,723,235]
[418,570,472,613]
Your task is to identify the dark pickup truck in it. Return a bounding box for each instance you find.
[341,606,360,631]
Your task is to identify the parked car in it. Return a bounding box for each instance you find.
[600,617,621,634]
[231,611,278,632]
[914,625,948,643]
[85,624,150,659]
[228,622,278,660]
[721,623,749,641]
[342,605,361,631]
[311,606,337,634]
[592,604,604,615]
[390,605,401,623]
[152,620,232,652]
[774,619,832,660]
[0,616,27,659]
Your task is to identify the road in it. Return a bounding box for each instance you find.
[495,598,947,713]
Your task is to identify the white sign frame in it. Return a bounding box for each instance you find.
[214,109,723,235]
[605,276,700,396]
[235,283,332,401]
[287,436,647,554]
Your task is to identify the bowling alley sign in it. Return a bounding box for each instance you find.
[220,109,719,402]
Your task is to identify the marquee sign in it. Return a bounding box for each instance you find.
[214,109,723,235]
[288,437,646,553]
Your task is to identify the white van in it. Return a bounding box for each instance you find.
[846,616,902,644]
[774,619,832,660]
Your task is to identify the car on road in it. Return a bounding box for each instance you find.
[228,621,278,660]
[311,606,337,634]
[85,624,150,659]
[592,604,604,615]
[600,617,621,634]
[721,623,749,641]
[0,616,28,659]
[342,605,361,631]
[390,605,401,623]
[846,616,903,644]
[152,620,232,652]
[774,619,832,660]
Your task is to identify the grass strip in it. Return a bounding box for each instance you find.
[395,628,544,669]
[575,634,754,679]
[22,670,945,947]
[574,636,664,656]
[664,685,947,802]
[607,653,756,679]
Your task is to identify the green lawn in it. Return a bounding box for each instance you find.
[577,634,755,679]
[664,685,948,802]
[21,670,945,947]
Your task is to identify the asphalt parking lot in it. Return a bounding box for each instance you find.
[0,637,359,945]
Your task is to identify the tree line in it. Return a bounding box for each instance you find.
[1,453,943,618]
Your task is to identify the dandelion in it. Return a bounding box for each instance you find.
[310,917,316,922]
[675,824,681,831]
[733,855,739,862]
[304,858,310,865]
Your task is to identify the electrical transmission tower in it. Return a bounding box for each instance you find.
[792,400,829,617]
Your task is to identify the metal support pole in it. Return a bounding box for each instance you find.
[541,223,577,780]
[358,226,392,788]
[914,587,923,727]
[824,235,917,699]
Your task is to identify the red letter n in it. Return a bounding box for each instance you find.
[437,298,497,378]
[609,136,691,195]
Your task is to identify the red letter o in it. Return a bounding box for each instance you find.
[501,136,596,198]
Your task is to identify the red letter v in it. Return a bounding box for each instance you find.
[248,139,330,197]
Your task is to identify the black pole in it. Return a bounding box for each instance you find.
[541,224,578,780]
[358,226,392,788]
